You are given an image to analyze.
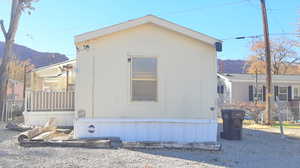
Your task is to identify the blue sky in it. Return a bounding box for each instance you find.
[0,0,299,60]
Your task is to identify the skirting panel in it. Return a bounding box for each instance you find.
[23,111,75,127]
[74,119,217,142]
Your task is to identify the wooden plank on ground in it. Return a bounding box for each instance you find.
[122,142,222,151]
[20,139,111,148]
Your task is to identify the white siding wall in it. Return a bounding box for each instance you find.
[74,119,217,143]
[231,82,252,103]
[75,23,217,120]
[230,81,299,103]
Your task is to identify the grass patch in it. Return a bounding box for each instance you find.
[272,123,300,129]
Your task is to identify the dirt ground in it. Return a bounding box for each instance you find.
[0,122,299,168]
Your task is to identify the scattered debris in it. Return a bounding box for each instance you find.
[15,118,113,148]
[32,131,57,141]
[47,130,74,141]
[17,118,75,145]
[18,118,58,143]
[5,122,32,132]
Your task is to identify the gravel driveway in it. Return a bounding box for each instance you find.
[0,122,299,168]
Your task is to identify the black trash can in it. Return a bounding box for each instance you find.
[220,109,245,140]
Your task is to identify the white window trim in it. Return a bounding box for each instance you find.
[128,54,159,103]
[278,86,288,101]
[293,86,300,100]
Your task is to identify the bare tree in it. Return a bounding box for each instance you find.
[0,0,38,118]
[246,38,300,75]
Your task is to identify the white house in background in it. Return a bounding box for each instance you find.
[74,15,222,143]
[217,73,300,104]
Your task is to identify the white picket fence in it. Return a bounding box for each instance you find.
[26,91,75,112]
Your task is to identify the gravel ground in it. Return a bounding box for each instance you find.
[0,122,299,168]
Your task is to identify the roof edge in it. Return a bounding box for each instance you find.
[31,59,76,72]
[74,15,221,46]
[217,73,300,83]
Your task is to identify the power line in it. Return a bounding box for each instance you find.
[264,0,286,33]
[245,0,298,12]
[246,0,260,10]
[264,8,300,12]
[221,32,300,40]
[159,0,249,16]
[270,12,285,33]
[246,0,286,33]
[48,0,251,33]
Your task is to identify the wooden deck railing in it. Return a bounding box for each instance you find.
[26,91,75,112]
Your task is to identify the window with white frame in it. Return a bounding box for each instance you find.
[278,87,288,101]
[253,86,264,102]
[131,57,157,101]
[293,87,300,100]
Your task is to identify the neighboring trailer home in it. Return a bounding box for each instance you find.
[28,59,76,92]
[217,73,300,103]
[23,59,76,126]
[74,15,222,142]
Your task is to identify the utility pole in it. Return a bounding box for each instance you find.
[260,0,272,124]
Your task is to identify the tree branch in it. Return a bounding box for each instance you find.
[0,20,7,39]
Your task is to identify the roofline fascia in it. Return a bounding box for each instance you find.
[229,79,300,84]
[31,59,76,73]
[74,15,221,46]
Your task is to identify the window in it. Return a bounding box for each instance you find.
[293,87,300,100]
[131,57,157,101]
[278,87,288,101]
[253,86,264,102]
[217,85,224,94]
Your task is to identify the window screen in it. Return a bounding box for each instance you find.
[131,57,157,101]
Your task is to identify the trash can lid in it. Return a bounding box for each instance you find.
[221,109,245,119]
[221,109,244,113]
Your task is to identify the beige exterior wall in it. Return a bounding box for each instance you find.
[75,23,217,119]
